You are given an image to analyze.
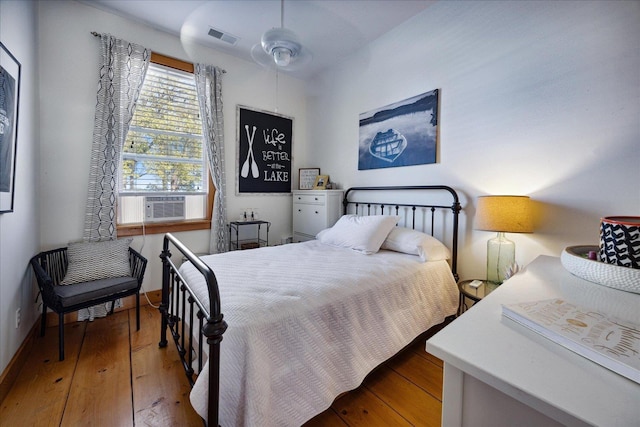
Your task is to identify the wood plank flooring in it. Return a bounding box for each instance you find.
[0,305,445,426]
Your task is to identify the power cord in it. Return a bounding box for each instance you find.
[137,217,159,309]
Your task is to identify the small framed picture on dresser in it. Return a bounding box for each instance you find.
[299,168,320,190]
[313,175,330,190]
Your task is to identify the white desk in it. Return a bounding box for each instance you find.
[426,256,640,427]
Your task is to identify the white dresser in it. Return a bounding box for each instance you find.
[292,190,344,242]
[426,255,640,427]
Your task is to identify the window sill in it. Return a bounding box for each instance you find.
[117,219,211,237]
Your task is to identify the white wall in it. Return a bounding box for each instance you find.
[306,0,640,280]
[0,0,40,375]
[3,0,638,378]
[37,1,307,291]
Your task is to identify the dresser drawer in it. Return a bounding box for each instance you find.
[294,193,326,205]
[293,204,327,236]
[292,190,343,243]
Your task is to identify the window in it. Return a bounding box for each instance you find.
[117,54,213,236]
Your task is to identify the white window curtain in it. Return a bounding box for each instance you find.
[84,33,150,240]
[80,33,150,320]
[194,64,228,254]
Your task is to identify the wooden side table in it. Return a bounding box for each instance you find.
[458,279,500,315]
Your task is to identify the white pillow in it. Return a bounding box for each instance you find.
[316,214,400,254]
[381,227,451,262]
[61,238,133,285]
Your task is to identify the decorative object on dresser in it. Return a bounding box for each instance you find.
[292,189,343,242]
[561,245,640,293]
[312,174,329,190]
[599,216,640,269]
[298,167,320,190]
[475,195,533,284]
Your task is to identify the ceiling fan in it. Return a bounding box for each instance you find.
[250,0,312,71]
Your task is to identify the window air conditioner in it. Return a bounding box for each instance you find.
[144,196,185,222]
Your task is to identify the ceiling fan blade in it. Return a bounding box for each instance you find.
[250,43,276,68]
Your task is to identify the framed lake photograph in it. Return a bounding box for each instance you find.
[358,89,439,171]
[0,42,21,213]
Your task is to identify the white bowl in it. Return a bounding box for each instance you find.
[561,245,640,294]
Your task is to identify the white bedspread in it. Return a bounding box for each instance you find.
[178,240,458,426]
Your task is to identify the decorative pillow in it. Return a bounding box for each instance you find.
[381,227,451,262]
[61,238,133,285]
[316,215,399,254]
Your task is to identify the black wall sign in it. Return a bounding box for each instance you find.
[237,106,293,194]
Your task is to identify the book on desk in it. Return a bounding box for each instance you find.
[503,298,640,384]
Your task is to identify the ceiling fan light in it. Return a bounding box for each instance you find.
[272,47,292,67]
[261,27,301,67]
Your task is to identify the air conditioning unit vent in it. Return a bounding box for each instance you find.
[144,196,185,222]
[208,27,239,45]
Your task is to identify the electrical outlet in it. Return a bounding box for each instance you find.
[15,308,21,328]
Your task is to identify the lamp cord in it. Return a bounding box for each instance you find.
[494,232,502,282]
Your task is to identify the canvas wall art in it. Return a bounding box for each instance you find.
[236,105,293,195]
[0,42,21,213]
[358,89,439,171]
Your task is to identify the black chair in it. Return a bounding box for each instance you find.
[30,246,147,360]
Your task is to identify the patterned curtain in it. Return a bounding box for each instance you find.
[83,34,150,241]
[80,34,149,320]
[194,64,228,254]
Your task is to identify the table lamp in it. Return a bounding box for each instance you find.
[475,195,533,284]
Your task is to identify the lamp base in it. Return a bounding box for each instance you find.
[487,232,515,284]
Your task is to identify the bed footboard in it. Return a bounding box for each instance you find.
[159,233,226,427]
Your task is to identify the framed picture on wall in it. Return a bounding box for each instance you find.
[298,168,320,190]
[358,89,439,171]
[0,42,21,213]
[236,105,293,195]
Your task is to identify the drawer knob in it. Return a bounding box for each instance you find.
[298,209,302,212]
[314,197,318,201]
[315,211,319,214]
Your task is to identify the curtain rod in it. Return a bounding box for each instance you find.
[90,31,227,73]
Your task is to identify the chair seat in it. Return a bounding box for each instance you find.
[54,276,138,308]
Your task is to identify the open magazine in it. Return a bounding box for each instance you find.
[502,299,640,384]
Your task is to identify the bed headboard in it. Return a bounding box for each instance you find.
[343,186,462,280]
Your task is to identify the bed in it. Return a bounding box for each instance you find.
[159,185,462,426]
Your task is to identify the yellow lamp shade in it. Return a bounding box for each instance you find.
[475,195,533,233]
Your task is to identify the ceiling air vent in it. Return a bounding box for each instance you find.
[208,27,239,45]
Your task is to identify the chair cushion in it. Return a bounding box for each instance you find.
[61,238,133,285]
[54,276,138,308]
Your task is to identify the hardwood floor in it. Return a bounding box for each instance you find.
[0,305,445,426]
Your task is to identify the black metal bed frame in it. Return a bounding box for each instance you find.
[159,185,461,427]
